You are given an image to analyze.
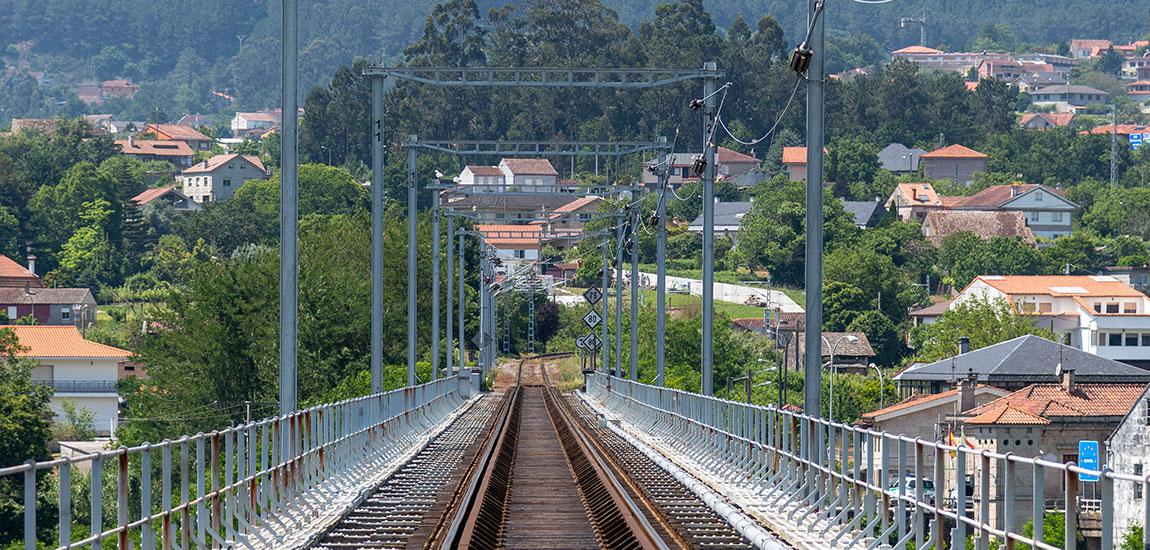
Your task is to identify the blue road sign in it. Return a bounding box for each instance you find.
[1131,133,1144,150]
[1078,440,1099,482]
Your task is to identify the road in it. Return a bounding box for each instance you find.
[638,272,804,313]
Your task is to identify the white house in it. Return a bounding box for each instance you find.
[1105,385,1150,544]
[953,275,1150,368]
[458,165,507,192]
[15,325,132,436]
[178,154,269,203]
[457,158,559,193]
[477,224,542,274]
[230,111,277,134]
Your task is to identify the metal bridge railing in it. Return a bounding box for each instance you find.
[2,377,468,549]
[588,374,1150,550]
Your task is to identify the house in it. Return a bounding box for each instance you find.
[1127,81,1150,109]
[230,111,278,135]
[885,182,942,221]
[639,147,760,187]
[907,301,949,326]
[958,372,1147,531]
[877,143,926,174]
[895,335,1150,396]
[115,137,195,168]
[1014,72,1068,94]
[130,186,201,213]
[1069,39,1112,59]
[977,59,1023,81]
[781,147,808,182]
[1103,266,1150,293]
[858,379,1011,477]
[10,118,58,135]
[1028,85,1109,111]
[530,196,603,249]
[178,154,269,203]
[890,46,1014,74]
[943,184,1076,239]
[499,159,559,192]
[1104,385,1150,543]
[687,201,752,237]
[0,254,42,288]
[919,144,988,185]
[477,224,543,273]
[458,166,507,192]
[442,194,580,224]
[177,114,213,127]
[101,79,138,100]
[1124,55,1150,79]
[952,275,1150,368]
[839,198,886,229]
[1018,112,1074,130]
[774,331,875,373]
[0,287,96,326]
[142,123,213,151]
[1085,123,1150,137]
[15,325,133,436]
[1016,53,1077,77]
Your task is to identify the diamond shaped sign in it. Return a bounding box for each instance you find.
[583,286,603,306]
[582,309,602,329]
[584,332,602,352]
[576,335,587,350]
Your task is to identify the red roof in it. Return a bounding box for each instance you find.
[922,211,1036,246]
[964,383,1147,424]
[0,255,37,282]
[782,146,806,165]
[861,385,1008,422]
[465,165,504,177]
[476,224,543,248]
[8,326,132,358]
[131,186,186,206]
[499,158,558,176]
[920,144,988,159]
[144,123,210,142]
[716,147,758,164]
[115,139,194,158]
[1086,124,1150,136]
[973,275,1145,298]
[947,184,1067,208]
[181,154,266,174]
[892,46,944,55]
[1019,112,1075,128]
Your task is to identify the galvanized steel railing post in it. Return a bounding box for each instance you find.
[23,460,34,550]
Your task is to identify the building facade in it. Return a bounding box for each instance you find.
[920,144,989,186]
[178,154,269,203]
[0,287,96,326]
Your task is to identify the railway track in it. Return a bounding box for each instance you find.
[312,355,756,549]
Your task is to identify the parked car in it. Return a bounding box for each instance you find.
[889,476,935,505]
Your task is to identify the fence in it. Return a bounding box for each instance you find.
[588,373,1150,550]
[1,377,469,549]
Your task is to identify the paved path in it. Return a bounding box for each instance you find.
[638,272,804,313]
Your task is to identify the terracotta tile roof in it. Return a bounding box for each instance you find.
[922,211,1036,246]
[1020,112,1075,127]
[939,196,968,208]
[465,165,504,177]
[236,112,278,122]
[499,158,558,176]
[0,255,36,280]
[963,383,1147,425]
[553,196,601,213]
[476,224,543,248]
[894,183,942,206]
[861,385,1009,422]
[964,81,979,92]
[948,184,1069,209]
[920,144,988,159]
[821,332,875,357]
[973,275,1145,298]
[7,326,131,358]
[0,287,93,305]
[131,186,184,205]
[782,147,807,165]
[1086,124,1150,136]
[143,123,210,142]
[115,139,194,158]
[181,154,265,174]
[893,46,944,55]
[909,301,950,317]
[716,147,758,163]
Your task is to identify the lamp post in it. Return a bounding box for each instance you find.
[869,362,884,410]
[822,334,859,422]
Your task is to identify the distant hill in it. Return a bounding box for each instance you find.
[0,0,1146,125]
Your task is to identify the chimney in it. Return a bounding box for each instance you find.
[1010,185,1020,197]
[128,134,136,148]
[1061,364,1076,393]
[25,247,35,275]
[958,336,970,355]
[959,370,978,413]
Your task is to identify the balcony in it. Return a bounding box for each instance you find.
[34,380,118,393]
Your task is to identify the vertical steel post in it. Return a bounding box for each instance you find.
[656,156,667,386]
[279,0,298,417]
[370,75,385,394]
[600,242,610,373]
[803,0,827,460]
[446,214,455,376]
[700,61,718,395]
[406,141,418,386]
[431,196,441,380]
[458,232,466,371]
[614,220,624,377]
[629,206,639,381]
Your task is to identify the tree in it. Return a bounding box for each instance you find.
[1120,523,1144,550]
[823,281,869,332]
[909,299,1058,363]
[846,311,902,367]
[937,232,1049,290]
[827,138,880,198]
[48,198,122,289]
[1097,47,1125,76]
[0,327,54,546]
[53,400,97,441]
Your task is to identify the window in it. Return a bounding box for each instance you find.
[579,213,592,221]
[1052,212,1064,222]
[1143,334,1150,347]
[228,164,234,169]
[1038,303,1052,313]
[223,179,232,187]
[1035,191,1043,201]
[1094,303,1103,313]
[1136,464,1145,500]
[514,250,526,259]
[681,167,690,177]
[495,213,506,220]
[6,306,15,319]
[1029,211,1040,222]
[1107,303,1120,313]
[1127,334,1140,347]
[60,307,71,321]
[1109,333,1123,346]
[1124,302,1138,313]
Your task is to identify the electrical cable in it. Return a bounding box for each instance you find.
[717,76,803,146]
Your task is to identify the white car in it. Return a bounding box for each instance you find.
[890,476,935,504]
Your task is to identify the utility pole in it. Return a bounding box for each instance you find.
[700,60,718,396]
[802,0,827,503]
[406,140,418,386]
[1111,104,1118,187]
[655,155,668,387]
[369,77,384,394]
[431,192,441,380]
[629,206,639,381]
[458,232,466,372]
[279,0,298,418]
[446,213,455,377]
[600,242,611,374]
[614,219,624,377]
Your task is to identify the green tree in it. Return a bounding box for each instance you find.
[823,281,870,332]
[48,199,122,289]
[1096,47,1125,76]
[1120,523,1144,550]
[827,138,880,198]
[0,327,54,546]
[846,311,902,367]
[910,299,1057,363]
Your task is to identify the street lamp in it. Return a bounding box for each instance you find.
[869,362,884,410]
[822,334,859,422]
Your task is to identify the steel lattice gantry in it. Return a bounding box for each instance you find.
[367,64,722,392]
